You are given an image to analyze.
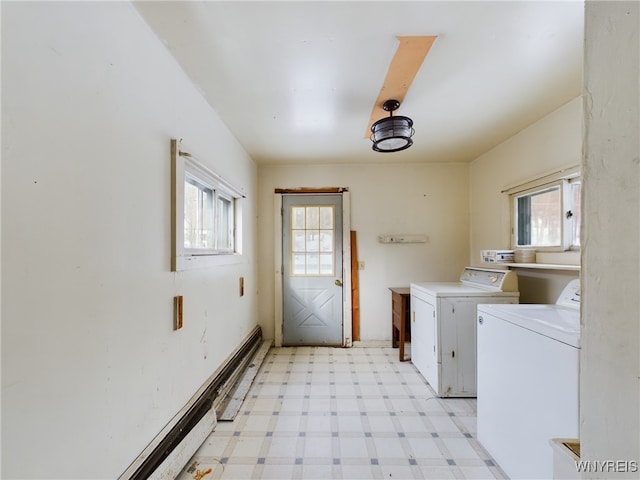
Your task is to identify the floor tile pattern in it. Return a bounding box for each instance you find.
[178,346,507,480]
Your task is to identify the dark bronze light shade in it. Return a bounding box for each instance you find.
[370,99,414,152]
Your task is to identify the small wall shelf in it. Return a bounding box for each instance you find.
[378,234,428,244]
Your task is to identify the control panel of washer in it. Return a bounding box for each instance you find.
[556,279,581,309]
[459,267,518,292]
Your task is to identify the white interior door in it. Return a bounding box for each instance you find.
[282,194,343,346]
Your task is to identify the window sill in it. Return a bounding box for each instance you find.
[173,253,243,272]
[507,263,580,272]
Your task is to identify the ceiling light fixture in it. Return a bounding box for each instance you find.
[370,99,414,152]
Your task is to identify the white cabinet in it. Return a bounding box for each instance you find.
[410,294,436,387]
[410,284,518,397]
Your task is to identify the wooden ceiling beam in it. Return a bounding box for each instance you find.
[365,35,437,138]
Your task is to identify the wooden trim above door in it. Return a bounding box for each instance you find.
[275,187,348,194]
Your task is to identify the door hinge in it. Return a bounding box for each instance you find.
[452,350,455,358]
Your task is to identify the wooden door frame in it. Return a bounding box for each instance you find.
[274,189,352,347]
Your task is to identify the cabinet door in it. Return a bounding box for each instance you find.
[440,298,478,396]
[410,295,426,376]
[411,295,437,388]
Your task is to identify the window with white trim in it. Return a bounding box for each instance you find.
[507,167,581,251]
[171,139,244,271]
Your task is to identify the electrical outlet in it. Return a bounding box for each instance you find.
[358,261,365,270]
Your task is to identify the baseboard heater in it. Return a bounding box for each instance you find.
[119,326,269,480]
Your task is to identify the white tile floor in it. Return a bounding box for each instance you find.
[178,346,507,480]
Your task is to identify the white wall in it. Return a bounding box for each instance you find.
[1,3,258,478]
[581,1,639,475]
[469,98,583,302]
[257,163,469,342]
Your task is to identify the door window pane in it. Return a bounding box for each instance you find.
[306,254,320,275]
[306,207,319,229]
[306,231,319,251]
[292,207,305,229]
[292,254,306,275]
[319,230,333,252]
[292,231,306,252]
[320,253,333,274]
[320,207,333,229]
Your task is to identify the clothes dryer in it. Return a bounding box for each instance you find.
[410,268,519,397]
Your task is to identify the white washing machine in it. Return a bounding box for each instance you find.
[410,267,519,397]
[477,279,581,480]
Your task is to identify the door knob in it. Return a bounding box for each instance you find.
[335,279,343,287]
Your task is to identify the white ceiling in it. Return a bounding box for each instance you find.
[134,1,584,165]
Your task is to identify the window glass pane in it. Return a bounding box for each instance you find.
[184,177,213,249]
[306,253,320,275]
[319,230,333,252]
[292,231,306,252]
[516,187,561,247]
[320,253,333,275]
[292,254,306,275]
[571,182,581,246]
[306,231,319,251]
[319,207,334,229]
[203,189,213,248]
[292,207,305,229]
[530,188,561,246]
[184,181,198,248]
[516,195,528,245]
[217,195,233,250]
[306,207,319,229]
